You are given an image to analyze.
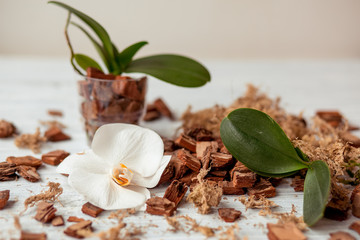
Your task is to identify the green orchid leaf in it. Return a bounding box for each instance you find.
[117,41,148,70]
[303,160,331,226]
[249,168,299,178]
[74,53,102,72]
[295,147,310,162]
[220,108,308,175]
[124,54,211,87]
[48,1,115,60]
[70,22,113,72]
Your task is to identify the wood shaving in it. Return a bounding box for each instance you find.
[166,216,184,232]
[186,168,223,214]
[165,215,216,237]
[40,120,66,129]
[218,223,241,240]
[14,128,46,153]
[23,182,63,212]
[182,84,307,139]
[99,209,140,240]
[239,195,278,211]
[13,215,21,230]
[182,84,360,226]
[272,205,307,232]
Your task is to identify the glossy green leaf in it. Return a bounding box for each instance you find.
[74,53,102,72]
[70,22,113,72]
[48,1,115,60]
[295,147,310,162]
[303,160,331,226]
[124,54,211,87]
[249,168,299,178]
[117,41,148,70]
[220,108,308,175]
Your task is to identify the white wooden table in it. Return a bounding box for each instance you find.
[0,57,359,239]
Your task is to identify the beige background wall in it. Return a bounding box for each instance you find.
[1,0,360,59]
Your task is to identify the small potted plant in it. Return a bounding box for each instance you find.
[49,1,211,141]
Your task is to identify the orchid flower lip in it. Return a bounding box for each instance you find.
[111,163,134,187]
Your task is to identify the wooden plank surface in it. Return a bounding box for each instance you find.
[0,57,359,239]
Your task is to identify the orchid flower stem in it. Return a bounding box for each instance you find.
[64,11,83,76]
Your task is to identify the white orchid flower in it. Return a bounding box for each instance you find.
[57,123,171,210]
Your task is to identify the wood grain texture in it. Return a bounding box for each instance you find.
[0,57,359,239]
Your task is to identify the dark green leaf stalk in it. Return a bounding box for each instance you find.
[48,1,211,87]
[220,108,331,226]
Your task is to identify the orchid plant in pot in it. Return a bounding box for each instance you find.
[49,1,211,141]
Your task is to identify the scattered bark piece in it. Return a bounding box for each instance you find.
[210,170,227,177]
[35,201,57,223]
[349,221,360,235]
[17,165,40,182]
[6,156,42,168]
[0,190,10,210]
[267,222,306,240]
[41,150,70,166]
[221,181,245,195]
[329,231,356,240]
[211,152,234,168]
[352,192,360,218]
[44,126,71,142]
[64,220,93,239]
[291,176,304,192]
[143,109,161,121]
[324,197,350,221]
[196,141,218,159]
[186,127,213,141]
[0,162,17,181]
[47,110,63,117]
[230,162,257,188]
[0,119,16,138]
[175,134,197,153]
[248,178,276,199]
[146,197,176,216]
[170,153,188,180]
[162,137,176,153]
[68,216,86,222]
[14,128,46,153]
[176,149,201,172]
[269,177,283,187]
[220,145,230,154]
[316,111,343,128]
[157,159,175,185]
[81,202,104,218]
[179,171,198,186]
[340,132,360,148]
[52,216,65,226]
[20,231,47,240]
[164,180,188,207]
[351,185,360,202]
[153,98,173,119]
[218,208,242,222]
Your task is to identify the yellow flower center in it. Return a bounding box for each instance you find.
[111,163,133,187]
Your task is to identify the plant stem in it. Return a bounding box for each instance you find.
[64,12,83,76]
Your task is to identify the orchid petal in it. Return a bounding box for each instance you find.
[68,168,150,210]
[57,150,109,175]
[131,155,171,188]
[91,124,164,177]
